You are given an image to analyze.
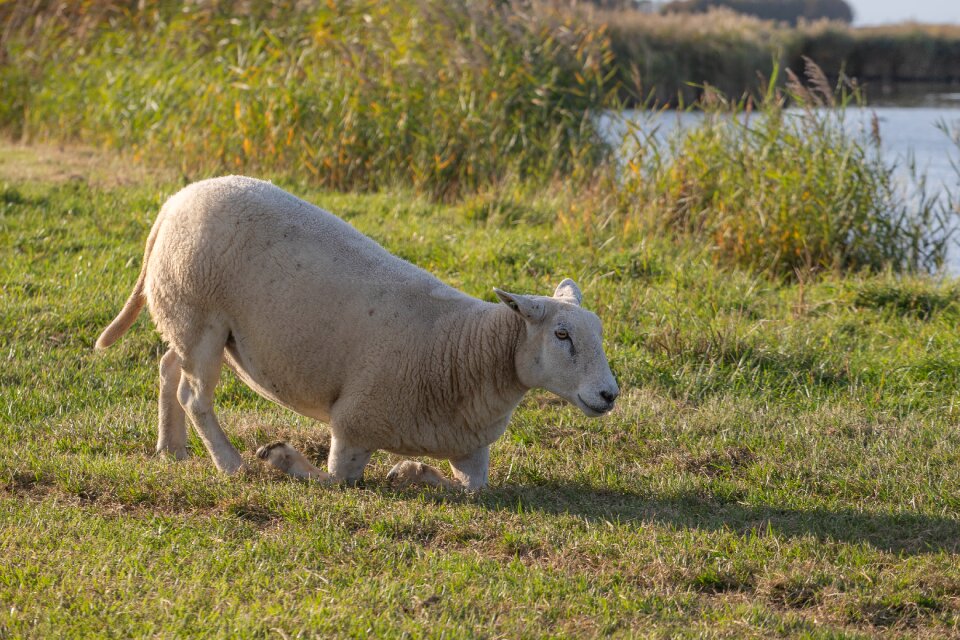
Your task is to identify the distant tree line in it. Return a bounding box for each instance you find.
[661,0,854,25]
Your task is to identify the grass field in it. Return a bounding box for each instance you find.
[2,142,960,637]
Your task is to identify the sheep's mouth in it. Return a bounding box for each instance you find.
[576,394,612,417]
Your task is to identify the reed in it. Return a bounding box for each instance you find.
[594,7,789,105]
[581,7,960,106]
[3,3,958,278]
[0,0,616,199]
[611,60,956,277]
[797,21,960,89]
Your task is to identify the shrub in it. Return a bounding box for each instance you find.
[661,0,854,26]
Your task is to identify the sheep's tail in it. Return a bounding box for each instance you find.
[94,211,164,350]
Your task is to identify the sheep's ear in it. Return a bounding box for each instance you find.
[494,288,545,322]
[553,278,582,306]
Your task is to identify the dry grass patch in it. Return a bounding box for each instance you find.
[0,139,176,188]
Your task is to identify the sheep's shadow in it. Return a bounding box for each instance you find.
[435,483,960,556]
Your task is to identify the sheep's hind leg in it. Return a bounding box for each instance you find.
[156,348,188,459]
[177,329,244,474]
[257,442,331,482]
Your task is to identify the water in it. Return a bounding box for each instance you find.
[608,107,960,188]
[605,104,960,271]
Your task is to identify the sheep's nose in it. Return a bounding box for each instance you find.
[600,388,618,404]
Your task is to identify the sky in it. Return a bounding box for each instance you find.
[846,0,960,26]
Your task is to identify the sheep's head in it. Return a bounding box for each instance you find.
[494,279,619,417]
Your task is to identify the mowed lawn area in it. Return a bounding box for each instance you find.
[2,143,960,638]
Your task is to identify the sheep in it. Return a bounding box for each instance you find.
[95,176,619,490]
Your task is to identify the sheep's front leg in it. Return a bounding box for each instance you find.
[327,436,372,487]
[449,446,490,491]
[387,446,489,491]
[256,442,331,482]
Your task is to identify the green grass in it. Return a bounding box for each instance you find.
[3,150,960,637]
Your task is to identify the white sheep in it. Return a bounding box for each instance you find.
[96,176,619,489]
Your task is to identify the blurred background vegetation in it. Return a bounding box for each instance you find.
[592,2,960,105]
[1,0,618,199]
[660,0,854,25]
[1,0,958,278]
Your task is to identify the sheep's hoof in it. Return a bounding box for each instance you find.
[256,441,294,472]
[387,460,449,488]
[256,441,331,482]
[155,446,189,461]
[256,441,287,460]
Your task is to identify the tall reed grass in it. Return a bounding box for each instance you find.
[3,3,957,278]
[611,61,957,277]
[797,21,960,90]
[1,0,616,199]
[596,7,785,105]
[581,6,960,106]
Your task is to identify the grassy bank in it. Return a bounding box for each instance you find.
[797,22,960,88]
[3,144,960,636]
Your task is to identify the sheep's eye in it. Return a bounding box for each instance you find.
[555,328,569,340]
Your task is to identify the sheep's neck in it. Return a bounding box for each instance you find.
[430,304,527,433]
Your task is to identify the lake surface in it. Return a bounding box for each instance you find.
[606,105,960,271]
